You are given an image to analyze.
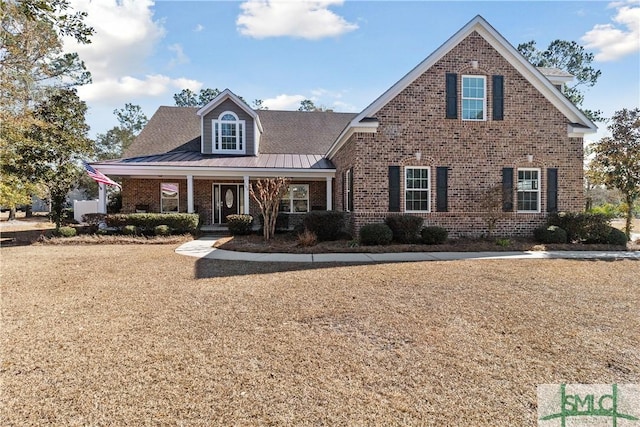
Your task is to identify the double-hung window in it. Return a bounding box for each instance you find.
[462,75,486,120]
[280,184,309,213]
[405,167,430,212]
[213,111,245,154]
[517,168,540,212]
[161,182,179,213]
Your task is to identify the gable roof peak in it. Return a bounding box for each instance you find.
[326,15,596,158]
[197,88,254,117]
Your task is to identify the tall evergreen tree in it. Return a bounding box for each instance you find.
[518,40,602,122]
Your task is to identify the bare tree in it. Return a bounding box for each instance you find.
[249,177,290,241]
[478,183,511,238]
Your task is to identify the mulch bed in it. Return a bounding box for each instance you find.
[214,233,637,254]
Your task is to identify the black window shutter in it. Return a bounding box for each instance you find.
[547,168,558,213]
[436,167,449,212]
[502,167,514,212]
[348,167,354,212]
[492,75,504,120]
[445,73,457,119]
[389,166,401,212]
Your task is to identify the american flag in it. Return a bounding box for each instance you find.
[83,162,121,188]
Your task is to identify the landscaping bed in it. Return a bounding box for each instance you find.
[214,233,637,254]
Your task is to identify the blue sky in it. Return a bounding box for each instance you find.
[64,1,640,142]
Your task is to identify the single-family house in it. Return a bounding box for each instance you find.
[91,15,596,237]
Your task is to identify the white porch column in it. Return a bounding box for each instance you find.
[243,175,250,214]
[326,176,333,211]
[98,183,107,214]
[187,175,194,213]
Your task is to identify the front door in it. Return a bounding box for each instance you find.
[220,185,238,223]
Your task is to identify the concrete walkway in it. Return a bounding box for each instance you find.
[175,237,640,263]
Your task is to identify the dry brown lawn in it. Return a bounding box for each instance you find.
[1,244,639,426]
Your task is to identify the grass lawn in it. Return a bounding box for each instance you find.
[1,245,639,425]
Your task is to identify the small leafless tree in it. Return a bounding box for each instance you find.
[249,177,290,241]
[478,183,511,238]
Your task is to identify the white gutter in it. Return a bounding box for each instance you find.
[93,164,335,179]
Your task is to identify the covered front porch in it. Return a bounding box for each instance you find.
[94,165,336,226]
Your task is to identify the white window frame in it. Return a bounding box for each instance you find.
[280,184,310,213]
[212,111,245,154]
[462,75,486,121]
[405,166,431,213]
[516,168,541,213]
[344,168,352,212]
[160,182,179,213]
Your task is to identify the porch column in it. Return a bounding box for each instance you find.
[243,175,250,214]
[326,176,332,211]
[98,183,107,214]
[186,175,194,213]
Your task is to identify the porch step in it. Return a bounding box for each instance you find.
[199,225,231,237]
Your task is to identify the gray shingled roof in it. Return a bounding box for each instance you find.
[123,106,201,158]
[536,67,573,78]
[258,110,356,154]
[123,106,356,159]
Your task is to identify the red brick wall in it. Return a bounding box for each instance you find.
[331,31,585,237]
[122,178,328,226]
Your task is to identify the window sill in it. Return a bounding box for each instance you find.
[212,150,246,155]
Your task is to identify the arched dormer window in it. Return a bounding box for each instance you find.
[213,111,245,154]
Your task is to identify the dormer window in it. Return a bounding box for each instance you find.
[213,111,245,154]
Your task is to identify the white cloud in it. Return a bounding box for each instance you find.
[194,24,205,32]
[331,100,358,112]
[262,94,306,110]
[77,75,201,103]
[262,90,358,111]
[168,43,189,67]
[64,0,202,105]
[237,0,358,40]
[581,2,640,61]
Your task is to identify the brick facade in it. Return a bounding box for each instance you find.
[122,178,328,226]
[331,32,584,237]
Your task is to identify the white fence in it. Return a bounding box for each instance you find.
[74,200,99,223]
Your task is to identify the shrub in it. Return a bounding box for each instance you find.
[359,223,393,246]
[547,212,610,243]
[495,238,511,247]
[303,211,345,242]
[534,225,568,244]
[82,213,107,226]
[154,225,172,236]
[226,214,253,235]
[385,214,424,243]
[589,203,619,218]
[297,229,317,247]
[56,226,77,237]
[258,212,290,232]
[606,227,628,246]
[122,225,138,235]
[421,226,448,245]
[106,213,199,234]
